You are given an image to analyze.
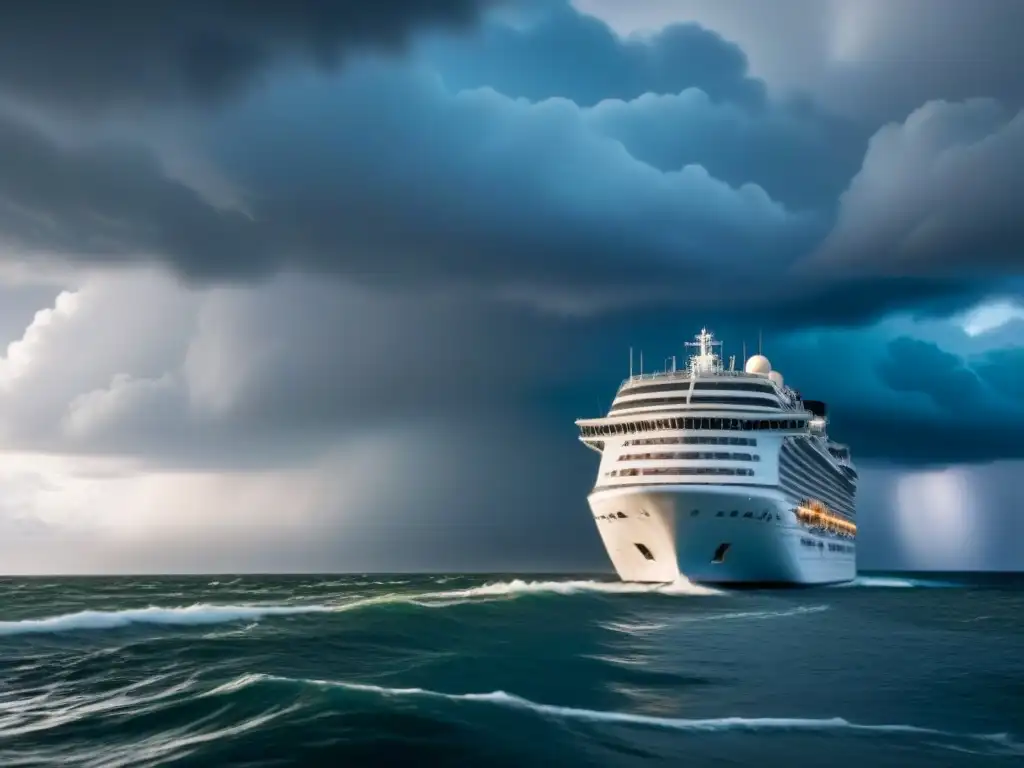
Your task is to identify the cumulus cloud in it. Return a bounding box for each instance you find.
[583,89,865,209]
[576,0,1024,122]
[428,0,764,106]
[0,270,598,465]
[0,1,1017,325]
[0,66,815,310]
[809,99,1024,276]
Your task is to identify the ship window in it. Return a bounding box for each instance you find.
[610,394,780,413]
[716,511,724,517]
[729,510,739,517]
[690,509,700,517]
[635,543,655,561]
[617,511,627,519]
[743,511,753,518]
[694,380,776,394]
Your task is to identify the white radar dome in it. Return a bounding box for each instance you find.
[745,354,772,375]
[769,370,784,388]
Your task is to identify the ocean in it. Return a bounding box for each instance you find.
[0,574,1021,767]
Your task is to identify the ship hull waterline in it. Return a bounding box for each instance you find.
[588,484,856,587]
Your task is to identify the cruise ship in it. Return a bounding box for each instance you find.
[576,329,857,586]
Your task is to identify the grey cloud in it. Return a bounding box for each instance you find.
[0,3,1014,327]
[0,273,602,470]
[428,0,764,106]
[8,271,1024,473]
[583,89,867,209]
[765,329,1024,466]
[0,0,492,113]
[876,337,986,412]
[808,99,1024,277]
[0,71,814,308]
[576,0,1024,123]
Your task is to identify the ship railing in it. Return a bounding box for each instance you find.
[620,368,764,388]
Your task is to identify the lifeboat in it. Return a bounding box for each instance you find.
[795,500,856,537]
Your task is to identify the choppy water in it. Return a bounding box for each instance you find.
[0,573,1021,766]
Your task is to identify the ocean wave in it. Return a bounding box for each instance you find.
[416,577,719,601]
[599,620,669,634]
[208,673,1022,754]
[583,653,650,667]
[598,605,827,635]
[677,605,830,623]
[0,604,331,636]
[0,578,716,636]
[841,577,953,589]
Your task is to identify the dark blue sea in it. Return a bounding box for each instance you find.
[0,573,1021,767]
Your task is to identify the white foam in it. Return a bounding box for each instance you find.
[422,577,719,600]
[599,620,670,634]
[842,576,951,589]
[0,604,329,636]
[676,605,830,623]
[213,674,1021,753]
[0,578,716,636]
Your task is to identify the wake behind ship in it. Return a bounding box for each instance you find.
[576,329,857,586]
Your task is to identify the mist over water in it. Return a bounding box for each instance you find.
[0,574,1021,766]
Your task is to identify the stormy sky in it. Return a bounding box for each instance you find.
[0,0,1021,574]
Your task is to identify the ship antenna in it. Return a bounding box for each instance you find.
[758,329,763,356]
[742,340,746,362]
[639,350,643,376]
[629,346,633,379]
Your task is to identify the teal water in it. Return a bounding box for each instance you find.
[0,573,1022,766]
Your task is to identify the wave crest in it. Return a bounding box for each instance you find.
[842,576,954,589]
[0,604,329,636]
[0,578,715,636]
[209,673,1021,754]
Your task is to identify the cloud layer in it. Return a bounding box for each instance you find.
[0,0,1022,572]
[0,0,492,112]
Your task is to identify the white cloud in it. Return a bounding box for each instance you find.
[0,269,604,573]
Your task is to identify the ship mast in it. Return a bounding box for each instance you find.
[685,327,723,375]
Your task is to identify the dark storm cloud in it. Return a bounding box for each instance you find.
[809,99,1024,276]
[0,0,493,112]
[759,332,1024,467]
[876,338,985,411]
[0,75,815,301]
[427,0,764,106]
[583,90,868,209]
[576,0,1024,123]
[0,0,1017,328]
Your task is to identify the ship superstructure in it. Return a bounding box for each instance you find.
[576,329,857,586]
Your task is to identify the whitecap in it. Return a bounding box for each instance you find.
[841,576,953,589]
[0,577,717,636]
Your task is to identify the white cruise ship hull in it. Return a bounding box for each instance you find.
[588,484,856,586]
